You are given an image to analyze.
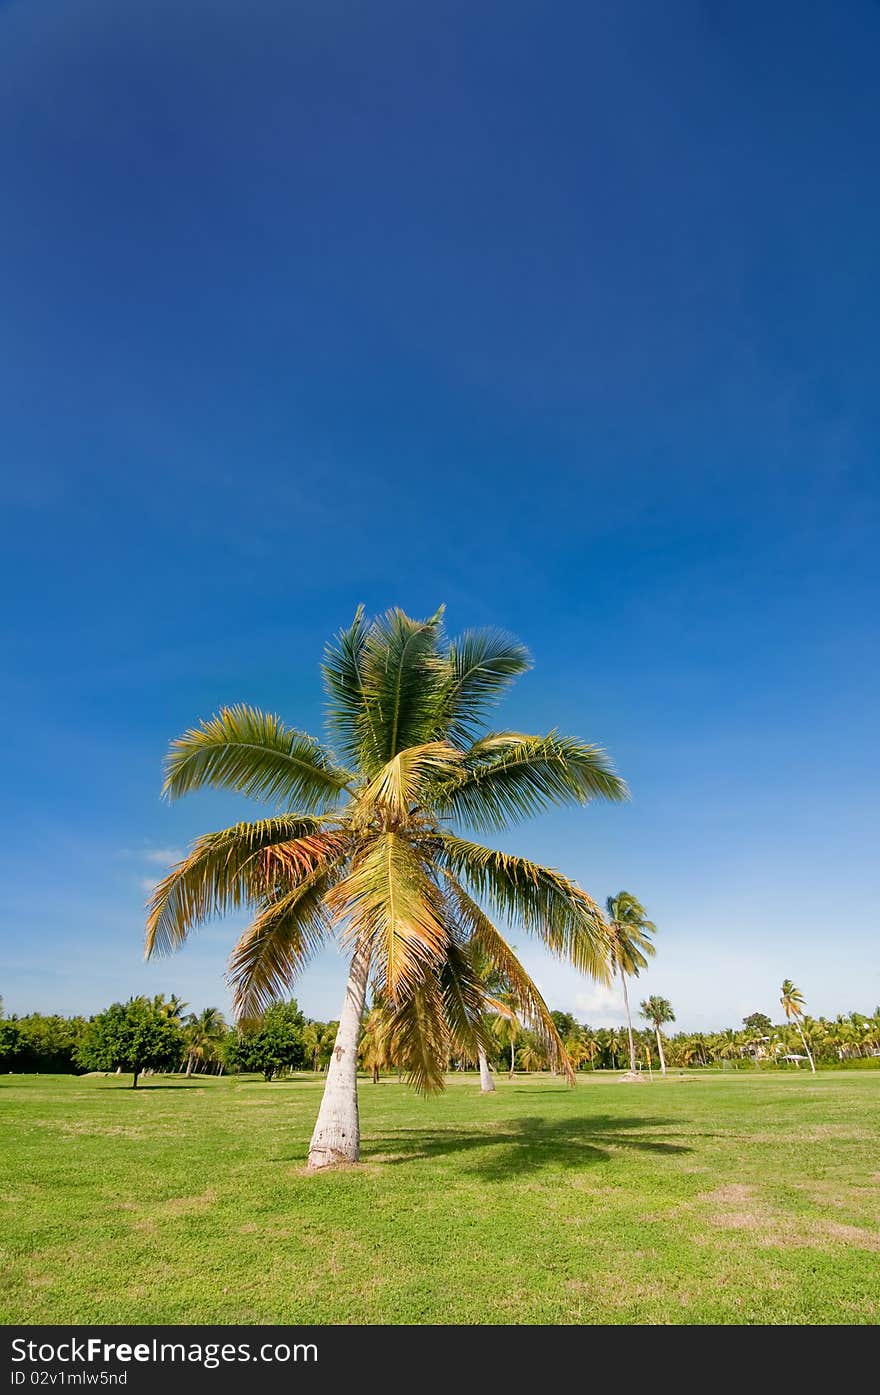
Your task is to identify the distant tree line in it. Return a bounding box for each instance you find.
[0,994,336,1083]
[2,992,877,1079]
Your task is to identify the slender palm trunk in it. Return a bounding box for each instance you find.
[307,946,371,1169]
[655,1027,667,1075]
[620,970,637,1073]
[478,1046,495,1093]
[185,1055,194,1077]
[796,1020,816,1074]
[510,1039,515,1078]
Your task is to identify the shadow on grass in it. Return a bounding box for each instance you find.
[120,1083,208,1091]
[355,1114,692,1179]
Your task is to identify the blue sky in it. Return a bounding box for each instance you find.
[1,0,877,1032]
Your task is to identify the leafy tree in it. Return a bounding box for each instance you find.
[780,979,816,1073]
[550,1010,578,1039]
[0,1019,21,1071]
[0,1014,88,1073]
[226,1000,307,1080]
[146,606,626,1166]
[639,995,675,1075]
[75,998,184,1088]
[605,892,656,1075]
[742,1012,772,1035]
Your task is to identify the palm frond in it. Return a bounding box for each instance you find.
[605,891,656,974]
[328,832,448,1002]
[382,975,450,1095]
[439,937,490,1061]
[163,705,351,809]
[322,605,374,769]
[436,834,612,981]
[431,731,628,831]
[356,741,462,820]
[442,874,574,1081]
[145,816,339,957]
[432,629,531,744]
[227,849,347,1021]
[357,607,447,771]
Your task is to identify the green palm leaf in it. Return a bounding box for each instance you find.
[381,974,451,1095]
[322,605,374,769]
[432,629,531,744]
[358,608,447,769]
[437,834,611,980]
[163,705,351,809]
[439,935,491,1062]
[431,730,627,830]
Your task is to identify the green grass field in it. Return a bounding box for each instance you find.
[2,1070,878,1325]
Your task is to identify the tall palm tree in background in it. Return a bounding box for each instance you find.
[184,1006,227,1076]
[605,892,656,1076]
[780,979,816,1073]
[146,607,627,1168]
[639,995,675,1075]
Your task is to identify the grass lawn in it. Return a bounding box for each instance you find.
[2,1069,878,1325]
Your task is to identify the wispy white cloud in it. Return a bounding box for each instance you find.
[575,982,627,1028]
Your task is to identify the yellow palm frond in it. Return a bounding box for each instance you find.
[356,741,462,821]
[328,833,448,1003]
[227,845,349,1021]
[145,817,340,957]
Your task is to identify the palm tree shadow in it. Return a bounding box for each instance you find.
[361,1114,691,1179]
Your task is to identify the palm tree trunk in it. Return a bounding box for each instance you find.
[307,945,371,1169]
[797,1021,816,1074]
[620,970,637,1073]
[510,1039,515,1077]
[478,1046,495,1092]
[185,1055,194,1077]
[655,1028,667,1075]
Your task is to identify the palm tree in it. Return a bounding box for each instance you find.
[154,993,189,1023]
[490,1006,521,1077]
[780,979,816,1073]
[303,1020,337,1072]
[639,995,675,1075]
[184,1006,227,1075]
[517,1040,549,1072]
[605,892,656,1076]
[146,607,627,1167]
